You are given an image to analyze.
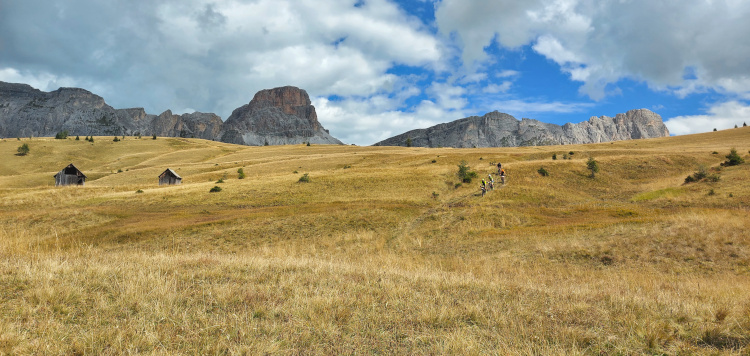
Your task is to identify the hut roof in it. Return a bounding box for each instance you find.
[54,163,87,178]
[159,168,181,179]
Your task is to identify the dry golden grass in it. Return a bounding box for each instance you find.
[1,129,749,354]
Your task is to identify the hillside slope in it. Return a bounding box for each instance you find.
[0,128,749,354]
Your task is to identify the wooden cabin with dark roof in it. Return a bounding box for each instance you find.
[159,168,182,185]
[54,164,87,186]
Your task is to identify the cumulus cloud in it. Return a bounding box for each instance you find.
[0,0,440,123]
[435,0,750,99]
[664,101,750,135]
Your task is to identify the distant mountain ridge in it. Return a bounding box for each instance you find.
[0,81,342,145]
[373,109,670,148]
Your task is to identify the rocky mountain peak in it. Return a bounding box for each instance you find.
[221,86,341,145]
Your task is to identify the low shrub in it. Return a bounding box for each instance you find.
[537,167,549,177]
[722,148,744,166]
[457,160,478,183]
[135,189,144,194]
[55,130,69,139]
[209,186,222,193]
[237,168,246,179]
[298,173,310,183]
[17,143,30,156]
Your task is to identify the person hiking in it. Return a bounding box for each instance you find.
[480,179,487,197]
[499,168,506,185]
[488,174,494,190]
[497,162,502,174]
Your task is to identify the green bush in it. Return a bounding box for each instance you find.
[457,160,478,183]
[75,136,80,141]
[237,168,246,179]
[55,130,69,139]
[552,153,557,160]
[586,157,599,178]
[405,137,412,147]
[537,167,549,177]
[135,189,144,194]
[17,143,30,156]
[216,179,224,183]
[113,137,120,142]
[722,148,744,166]
[152,134,157,140]
[298,173,310,183]
[209,186,222,193]
[684,165,711,184]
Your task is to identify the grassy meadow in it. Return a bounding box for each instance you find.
[1,129,749,354]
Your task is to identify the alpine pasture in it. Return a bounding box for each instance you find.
[1,129,749,354]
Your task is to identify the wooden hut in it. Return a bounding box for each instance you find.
[159,168,182,185]
[54,163,87,186]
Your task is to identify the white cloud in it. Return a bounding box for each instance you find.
[492,99,593,116]
[0,68,78,92]
[314,95,463,145]
[484,82,512,94]
[0,0,441,121]
[435,0,750,99]
[665,101,750,135]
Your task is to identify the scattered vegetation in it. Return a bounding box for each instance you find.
[405,137,412,147]
[237,168,246,179]
[298,173,310,183]
[113,136,120,142]
[75,135,80,141]
[552,153,557,160]
[586,157,599,178]
[457,160,478,183]
[537,167,549,176]
[152,134,157,140]
[135,189,144,194]
[216,179,224,184]
[722,148,745,166]
[16,143,29,156]
[54,130,69,139]
[209,185,222,193]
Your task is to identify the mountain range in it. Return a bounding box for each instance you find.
[374,110,669,147]
[1,81,670,147]
[0,81,340,145]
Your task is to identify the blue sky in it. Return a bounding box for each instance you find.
[2,0,750,145]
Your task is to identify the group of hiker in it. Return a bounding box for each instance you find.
[480,162,506,197]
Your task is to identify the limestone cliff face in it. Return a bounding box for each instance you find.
[220,86,342,145]
[373,109,670,148]
[0,82,129,137]
[0,81,342,145]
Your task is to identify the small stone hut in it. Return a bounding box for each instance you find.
[54,163,87,186]
[159,168,182,185]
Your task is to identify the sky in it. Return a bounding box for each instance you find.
[2,0,750,145]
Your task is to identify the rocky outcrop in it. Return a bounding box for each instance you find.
[0,81,342,145]
[220,86,342,145]
[373,109,670,148]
